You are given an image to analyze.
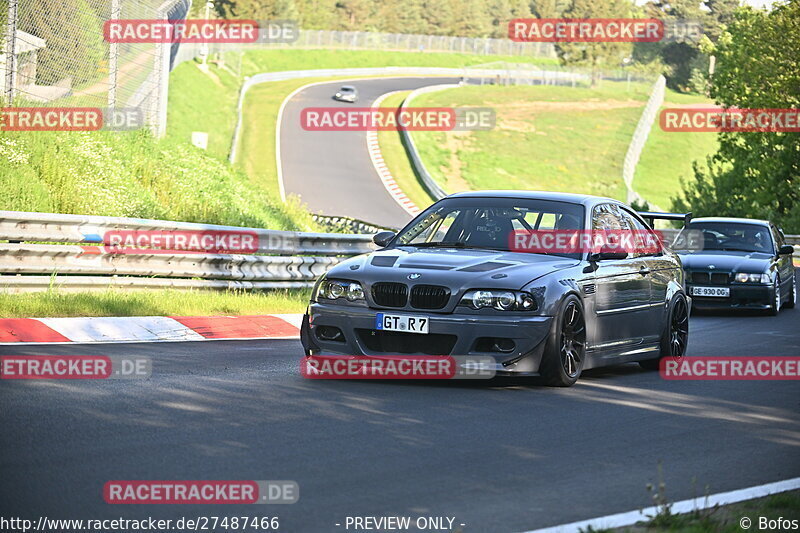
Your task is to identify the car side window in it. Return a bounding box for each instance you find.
[619,208,659,257]
[592,203,625,231]
[771,225,785,248]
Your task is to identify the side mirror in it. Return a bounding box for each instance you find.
[373,231,396,247]
[590,245,629,261]
[778,244,794,256]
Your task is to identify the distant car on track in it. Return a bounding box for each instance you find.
[676,217,796,314]
[301,191,691,386]
[333,85,358,103]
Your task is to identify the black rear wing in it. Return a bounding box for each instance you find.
[637,211,692,227]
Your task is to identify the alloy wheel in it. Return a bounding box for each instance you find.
[669,297,689,357]
[560,301,586,378]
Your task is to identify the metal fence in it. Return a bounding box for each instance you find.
[173,29,556,70]
[1,0,190,136]
[623,75,667,207]
[0,210,374,293]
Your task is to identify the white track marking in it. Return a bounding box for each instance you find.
[519,477,800,533]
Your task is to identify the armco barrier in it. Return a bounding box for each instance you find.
[0,211,376,293]
[398,83,460,201]
[0,211,373,255]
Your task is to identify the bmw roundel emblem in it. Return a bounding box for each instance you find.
[408,273,421,280]
[709,265,716,270]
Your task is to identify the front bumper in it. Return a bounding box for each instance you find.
[688,283,773,309]
[301,302,554,374]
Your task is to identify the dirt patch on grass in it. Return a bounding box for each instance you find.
[490,99,644,113]
[438,131,473,193]
[491,99,644,133]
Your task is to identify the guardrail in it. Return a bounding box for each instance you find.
[0,211,376,293]
[0,211,795,294]
[398,83,457,201]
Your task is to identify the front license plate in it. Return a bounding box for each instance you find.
[692,286,730,297]
[375,313,429,334]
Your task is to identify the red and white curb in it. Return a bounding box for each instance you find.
[367,91,421,217]
[0,314,303,344]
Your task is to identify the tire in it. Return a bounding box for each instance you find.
[539,295,586,387]
[767,277,781,316]
[640,294,689,370]
[784,274,796,309]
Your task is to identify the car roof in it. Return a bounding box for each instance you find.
[690,217,770,226]
[446,190,620,207]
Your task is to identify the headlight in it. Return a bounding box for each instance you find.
[335,93,342,97]
[460,289,538,311]
[319,279,365,302]
[734,273,770,283]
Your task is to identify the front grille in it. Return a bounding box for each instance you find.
[410,285,450,309]
[690,271,730,285]
[371,282,408,307]
[711,273,729,285]
[356,329,456,355]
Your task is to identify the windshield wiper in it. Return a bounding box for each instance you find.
[410,241,468,248]
[720,247,758,253]
[409,242,503,251]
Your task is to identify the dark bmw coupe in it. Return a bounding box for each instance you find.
[301,191,691,386]
[676,217,796,314]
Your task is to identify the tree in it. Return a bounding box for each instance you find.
[674,1,800,232]
[639,0,739,91]
[554,0,635,85]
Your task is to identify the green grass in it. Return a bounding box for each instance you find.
[407,81,653,200]
[633,91,718,210]
[167,61,243,160]
[0,128,314,230]
[0,288,310,317]
[376,91,438,210]
[606,489,800,532]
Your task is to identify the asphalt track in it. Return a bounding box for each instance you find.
[2,276,799,532]
[279,77,461,229]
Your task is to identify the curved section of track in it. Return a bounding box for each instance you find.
[279,77,459,229]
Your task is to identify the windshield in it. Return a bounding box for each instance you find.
[682,222,774,254]
[393,197,585,257]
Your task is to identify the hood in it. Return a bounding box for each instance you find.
[327,247,579,290]
[678,250,773,273]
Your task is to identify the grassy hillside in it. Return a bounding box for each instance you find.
[633,91,718,210]
[377,82,718,208]
[408,81,652,200]
[0,129,314,230]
